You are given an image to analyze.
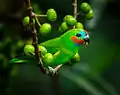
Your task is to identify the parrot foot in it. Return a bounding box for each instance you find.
[46,64,63,76]
[46,66,58,76]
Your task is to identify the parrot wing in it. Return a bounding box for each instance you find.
[52,47,75,65]
[40,37,61,54]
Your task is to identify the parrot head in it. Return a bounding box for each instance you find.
[60,29,90,51]
[71,29,90,46]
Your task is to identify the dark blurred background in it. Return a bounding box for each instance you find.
[0,0,120,95]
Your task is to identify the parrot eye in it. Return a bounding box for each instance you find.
[76,33,81,37]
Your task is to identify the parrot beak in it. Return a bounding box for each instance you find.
[83,34,90,46]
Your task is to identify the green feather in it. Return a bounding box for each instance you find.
[9,58,28,64]
[8,56,36,64]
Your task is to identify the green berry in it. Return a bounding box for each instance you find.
[43,53,53,66]
[64,15,77,26]
[38,45,47,56]
[85,10,94,20]
[46,8,57,21]
[24,44,35,56]
[68,53,80,66]
[39,23,51,35]
[63,15,73,21]
[23,16,35,26]
[72,53,80,62]
[80,2,91,13]
[23,16,29,26]
[58,26,64,32]
[75,22,84,29]
[61,22,68,31]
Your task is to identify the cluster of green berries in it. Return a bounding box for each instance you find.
[22,9,57,66]
[23,44,53,66]
[40,9,57,35]
[58,2,94,32]
[80,2,94,20]
[59,15,84,32]
[23,44,80,66]
[23,8,57,36]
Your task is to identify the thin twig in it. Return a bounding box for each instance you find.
[73,0,78,19]
[36,14,47,17]
[72,0,78,28]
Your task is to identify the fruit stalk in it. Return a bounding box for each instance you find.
[24,0,46,74]
[36,14,47,17]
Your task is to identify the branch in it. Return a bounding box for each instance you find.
[24,0,46,74]
[24,0,63,75]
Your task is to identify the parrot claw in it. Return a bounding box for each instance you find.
[46,66,57,76]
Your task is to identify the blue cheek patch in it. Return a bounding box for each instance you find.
[78,30,86,39]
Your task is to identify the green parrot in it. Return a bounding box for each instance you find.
[8,28,90,75]
[40,28,90,66]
